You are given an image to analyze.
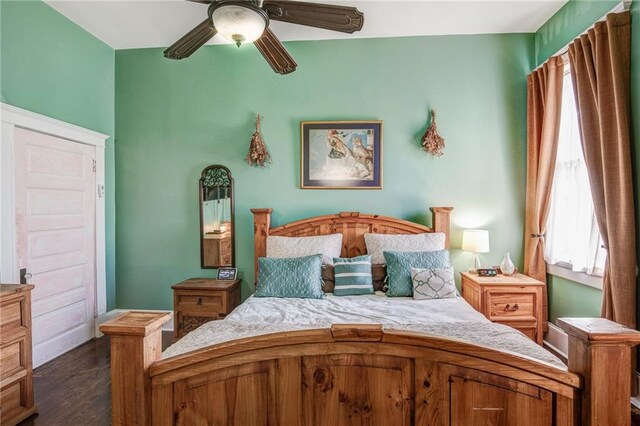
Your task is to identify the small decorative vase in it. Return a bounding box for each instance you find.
[500,252,516,276]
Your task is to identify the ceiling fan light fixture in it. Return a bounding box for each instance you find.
[211,3,267,47]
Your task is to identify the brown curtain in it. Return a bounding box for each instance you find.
[524,55,565,329]
[568,11,636,328]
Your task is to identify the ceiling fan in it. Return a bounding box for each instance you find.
[164,0,365,75]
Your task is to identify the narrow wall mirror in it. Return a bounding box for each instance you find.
[199,165,234,268]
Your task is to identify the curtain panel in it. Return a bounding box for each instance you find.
[568,11,636,328]
[524,55,565,329]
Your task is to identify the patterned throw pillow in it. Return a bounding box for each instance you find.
[332,255,374,296]
[254,254,324,299]
[364,233,445,264]
[384,250,450,297]
[266,234,343,265]
[411,267,457,300]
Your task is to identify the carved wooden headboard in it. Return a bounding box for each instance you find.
[250,207,453,280]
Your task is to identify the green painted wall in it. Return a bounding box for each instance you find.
[0,1,117,309]
[536,0,640,325]
[115,34,534,309]
[547,276,602,323]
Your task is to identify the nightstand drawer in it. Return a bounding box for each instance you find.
[176,292,223,313]
[487,292,536,321]
[514,325,537,341]
[494,320,538,342]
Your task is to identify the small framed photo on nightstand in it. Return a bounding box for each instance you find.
[217,267,237,280]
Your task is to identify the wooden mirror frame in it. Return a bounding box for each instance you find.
[199,165,235,269]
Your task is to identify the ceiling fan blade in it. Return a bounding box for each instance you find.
[263,1,364,34]
[254,28,297,75]
[164,19,217,60]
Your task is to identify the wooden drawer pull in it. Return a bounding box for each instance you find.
[504,303,519,312]
[196,297,203,305]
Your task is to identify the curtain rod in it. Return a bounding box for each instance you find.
[533,0,629,72]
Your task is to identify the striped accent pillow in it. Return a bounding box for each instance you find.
[332,255,374,296]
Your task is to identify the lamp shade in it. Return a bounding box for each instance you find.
[212,4,267,46]
[462,229,490,253]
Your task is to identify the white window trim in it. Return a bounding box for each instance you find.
[0,102,109,336]
[547,262,603,290]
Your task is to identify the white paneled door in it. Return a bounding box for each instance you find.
[14,127,96,367]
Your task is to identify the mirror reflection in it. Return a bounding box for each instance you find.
[200,165,234,268]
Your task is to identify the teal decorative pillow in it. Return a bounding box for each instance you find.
[255,254,324,299]
[411,267,457,300]
[333,255,374,296]
[384,250,450,297]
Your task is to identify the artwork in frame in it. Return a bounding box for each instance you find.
[301,121,383,189]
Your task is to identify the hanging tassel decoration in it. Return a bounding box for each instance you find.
[421,109,445,157]
[245,114,272,167]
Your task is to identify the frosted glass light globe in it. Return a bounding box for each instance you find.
[212,4,267,47]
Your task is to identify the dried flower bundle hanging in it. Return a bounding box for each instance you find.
[421,109,445,157]
[245,114,271,168]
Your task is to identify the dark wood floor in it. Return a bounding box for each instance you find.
[16,333,640,425]
[19,332,173,426]
[20,337,112,425]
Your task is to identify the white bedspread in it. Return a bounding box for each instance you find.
[163,292,565,369]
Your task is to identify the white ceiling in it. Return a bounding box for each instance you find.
[45,0,568,50]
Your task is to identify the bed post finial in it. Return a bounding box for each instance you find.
[251,208,273,284]
[557,317,640,425]
[99,311,170,426]
[430,207,453,248]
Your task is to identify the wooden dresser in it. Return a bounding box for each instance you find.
[461,272,544,345]
[0,284,37,425]
[172,278,241,340]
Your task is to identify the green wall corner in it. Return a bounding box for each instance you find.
[536,0,640,324]
[0,0,117,309]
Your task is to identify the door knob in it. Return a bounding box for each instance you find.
[20,269,32,284]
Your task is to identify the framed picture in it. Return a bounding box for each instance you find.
[217,267,237,280]
[301,121,383,189]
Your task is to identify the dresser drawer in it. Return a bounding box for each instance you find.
[0,299,26,344]
[1,375,33,423]
[0,338,27,383]
[486,292,536,321]
[175,291,224,313]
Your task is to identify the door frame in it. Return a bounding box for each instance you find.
[0,102,109,336]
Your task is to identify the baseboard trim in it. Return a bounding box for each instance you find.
[543,323,568,361]
[98,309,174,336]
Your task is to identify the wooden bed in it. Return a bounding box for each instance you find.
[101,207,640,425]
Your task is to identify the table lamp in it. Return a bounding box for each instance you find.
[462,229,490,273]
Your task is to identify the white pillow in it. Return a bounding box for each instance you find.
[364,233,445,264]
[266,234,343,265]
[411,267,457,300]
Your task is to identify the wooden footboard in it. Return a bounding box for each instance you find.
[101,313,640,425]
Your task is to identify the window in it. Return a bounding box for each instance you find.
[544,63,606,277]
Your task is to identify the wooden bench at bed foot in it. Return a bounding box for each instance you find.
[100,315,640,426]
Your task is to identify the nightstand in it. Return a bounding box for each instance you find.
[171,278,241,340]
[460,272,544,345]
